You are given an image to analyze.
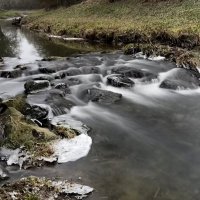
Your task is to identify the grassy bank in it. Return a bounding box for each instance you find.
[0,10,21,19]
[24,0,200,47]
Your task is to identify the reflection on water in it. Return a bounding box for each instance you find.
[1,20,200,200]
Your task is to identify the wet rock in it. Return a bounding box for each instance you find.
[39,67,56,74]
[67,77,82,86]
[0,165,9,180]
[65,67,82,76]
[54,83,71,94]
[0,57,3,63]
[112,66,153,78]
[14,64,27,70]
[84,88,122,104]
[33,75,54,81]
[25,105,49,122]
[12,17,22,26]
[0,69,22,78]
[24,80,50,94]
[0,176,93,199]
[107,75,134,87]
[80,66,100,74]
[41,56,67,61]
[0,106,58,150]
[160,68,200,90]
[27,89,75,115]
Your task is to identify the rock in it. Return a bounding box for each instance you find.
[24,80,50,94]
[33,75,54,81]
[84,88,122,104]
[0,57,3,62]
[54,83,71,94]
[25,105,49,122]
[111,66,153,78]
[66,77,82,86]
[41,56,67,61]
[107,75,134,87]
[0,69,22,78]
[12,17,22,26]
[0,106,58,150]
[65,67,82,76]
[0,165,9,180]
[80,66,100,74]
[27,89,75,116]
[160,68,200,90]
[0,176,93,199]
[39,67,56,74]
[14,64,27,70]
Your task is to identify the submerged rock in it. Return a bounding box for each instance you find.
[160,68,200,90]
[84,88,122,104]
[0,176,93,200]
[24,80,50,94]
[107,74,134,87]
[54,83,71,94]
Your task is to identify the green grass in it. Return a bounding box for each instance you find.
[0,10,21,19]
[25,0,200,38]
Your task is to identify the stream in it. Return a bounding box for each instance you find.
[1,20,200,200]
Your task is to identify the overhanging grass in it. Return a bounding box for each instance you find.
[0,10,21,19]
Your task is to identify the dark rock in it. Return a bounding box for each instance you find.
[27,89,75,116]
[12,17,22,26]
[14,64,27,70]
[160,68,200,90]
[0,103,8,114]
[80,66,100,74]
[65,67,82,76]
[107,75,134,87]
[112,66,153,78]
[0,165,9,180]
[39,67,56,74]
[84,88,122,104]
[54,83,71,94]
[24,80,50,94]
[66,77,81,86]
[0,57,3,62]
[25,105,49,122]
[0,69,22,78]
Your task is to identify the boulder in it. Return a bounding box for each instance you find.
[160,68,200,90]
[0,165,9,180]
[84,88,122,104]
[12,17,22,26]
[107,75,134,87]
[80,66,100,74]
[39,67,56,74]
[25,105,49,122]
[24,80,50,94]
[0,69,22,78]
[54,83,71,94]
[111,66,153,78]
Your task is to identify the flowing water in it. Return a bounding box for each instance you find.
[1,20,200,200]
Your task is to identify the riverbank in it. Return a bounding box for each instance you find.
[23,0,200,48]
[0,10,21,19]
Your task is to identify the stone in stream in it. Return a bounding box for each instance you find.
[12,17,22,26]
[14,64,27,70]
[160,68,200,90]
[25,105,49,122]
[54,83,71,94]
[24,80,50,94]
[0,176,93,199]
[0,69,22,78]
[107,74,134,87]
[39,67,56,74]
[80,66,100,74]
[0,165,9,180]
[84,88,122,104]
[111,66,153,79]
